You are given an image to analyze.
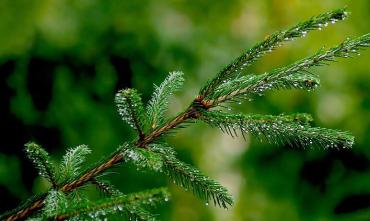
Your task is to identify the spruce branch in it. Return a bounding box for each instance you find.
[2,8,369,221]
[116,88,146,139]
[205,33,370,106]
[200,111,354,149]
[200,8,348,98]
[55,188,170,221]
[147,71,185,130]
[24,142,58,188]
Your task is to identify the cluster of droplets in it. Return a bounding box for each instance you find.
[115,94,137,129]
[24,143,55,181]
[123,147,163,172]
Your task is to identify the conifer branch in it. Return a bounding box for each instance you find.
[2,8,369,221]
[200,111,354,149]
[24,142,57,188]
[55,188,170,221]
[200,8,348,97]
[116,89,146,139]
[205,33,370,106]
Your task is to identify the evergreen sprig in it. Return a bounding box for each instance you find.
[149,143,233,208]
[205,33,370,106]
[147,71,185,131]
[43,190,69,219]
[116,89,146,138]
[162,154,233,208]
[200,8,348,97]
[200,111,354,149]
[59,145,91,183]
[24,142,57,188]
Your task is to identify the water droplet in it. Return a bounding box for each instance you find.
[205,202,209,206]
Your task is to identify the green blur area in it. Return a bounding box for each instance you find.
[0,0,370,220]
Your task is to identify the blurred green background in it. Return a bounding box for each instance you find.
[0,0,369,220]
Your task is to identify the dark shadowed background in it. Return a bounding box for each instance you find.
[0,1,370,220]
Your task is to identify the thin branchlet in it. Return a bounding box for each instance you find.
[200,8,348,98]
[200,111,354,149]
[206,33,370,106]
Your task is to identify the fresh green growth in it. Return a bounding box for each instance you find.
[147,71,185,130]
[58,145,92,183]
[2,7,370,221]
